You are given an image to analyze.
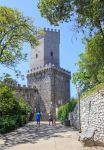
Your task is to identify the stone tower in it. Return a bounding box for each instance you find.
[30,28,60,69]
[27,28,71,114]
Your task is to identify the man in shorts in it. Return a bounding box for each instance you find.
[36,111,41,127]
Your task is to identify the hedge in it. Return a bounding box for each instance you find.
[0,115,28,134]
[0,83,31,134]
[58,100,77,123]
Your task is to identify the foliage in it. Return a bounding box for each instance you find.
[18,98,31,115]
[72,31,104,92]
[81,82,104,99]
[0,73,18,86]
[58,99,77,122]
[0,115,18,133]
[0,6,39,72]
[0,83,19,116]
[58,103,69,123]
[38,0,104,96]
[38,0,72,26]
[0,83,31,133]
[0,115,27,134]
[38,0,104,37]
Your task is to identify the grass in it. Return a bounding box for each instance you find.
[81,82,104,99]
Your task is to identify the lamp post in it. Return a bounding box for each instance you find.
[55,99,62,119]
[50,101,53,112]
[34,107,36,113]
[76,85,81,133]
[58,99,62,106]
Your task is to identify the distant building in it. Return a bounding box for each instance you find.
[27,28,71,114]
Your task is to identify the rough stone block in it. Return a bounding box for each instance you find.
[79,127,96,146]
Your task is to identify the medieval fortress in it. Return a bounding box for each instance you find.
[17,28,71,115]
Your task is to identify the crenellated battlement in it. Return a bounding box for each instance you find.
[15,84,37,90]
[44,27,60,33]
[27,63,71,78]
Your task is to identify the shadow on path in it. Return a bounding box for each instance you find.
[0,122,76,150]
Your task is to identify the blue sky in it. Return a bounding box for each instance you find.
[0,0,85,97]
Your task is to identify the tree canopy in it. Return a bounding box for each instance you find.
[38,0,104,37]
[0,6,39,71]
[38,0,104,92]
[0,82,31,133]
[72,31,104,92]
[0,73,18,87]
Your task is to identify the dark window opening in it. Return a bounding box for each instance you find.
[50,51,53,57]
[36,54,38,58]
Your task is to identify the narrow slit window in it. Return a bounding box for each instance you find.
[36,54,38,58]
[51,51,53,57]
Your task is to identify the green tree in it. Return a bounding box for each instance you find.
[38,0,104,38]
[0,6,39,70]
[0,83,19,116]
[38,0,104,92]
[0,73,18,86]
[0,83,32,133]
[72,31,104,92]
[18,98,31,115]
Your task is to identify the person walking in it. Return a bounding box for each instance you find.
[36,111,41,127]
[48,112,53,126]
[53,114,56,126]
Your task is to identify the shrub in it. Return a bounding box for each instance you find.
[0,83,31,133]
[18,98,31,115]
[0,83,20,116]
[0,115,17,133]
[58,99,77,123]
[0,115,28,133]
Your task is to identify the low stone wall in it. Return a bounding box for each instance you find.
[70,104,80,129]
[70,88,104,145]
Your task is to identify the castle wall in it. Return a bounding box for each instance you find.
[51,69,70,106]
[15,85,46,113]
[27,28,71,116]
[30,37,44,69]
[30,28,60,70]
[27,69,52,113]
[27,65,71,114]
[44,28,60,67]
[70,88,104,145]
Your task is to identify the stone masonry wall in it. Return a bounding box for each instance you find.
[27,64,71,114]
[30,28,60,70]
[70,88,104,145]
[70,104,80,129]
[28,28,71,117]
[15,85,46,113]
[27,69,52,114]
[51,68,70,107]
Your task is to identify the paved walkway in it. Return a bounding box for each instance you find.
[0,122,104,150]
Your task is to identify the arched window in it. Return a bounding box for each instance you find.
[36,53,38,58]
